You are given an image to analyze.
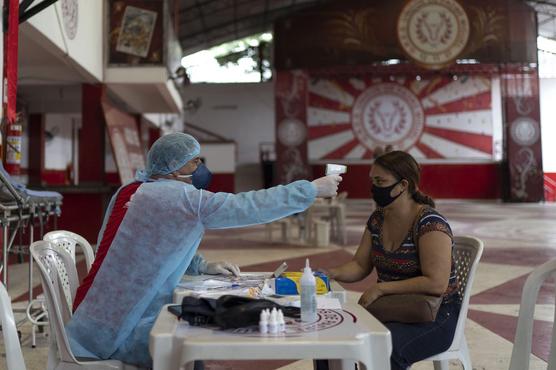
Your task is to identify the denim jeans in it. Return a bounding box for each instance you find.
[385,301,461,370]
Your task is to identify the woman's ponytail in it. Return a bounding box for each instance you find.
[412,190,435,208]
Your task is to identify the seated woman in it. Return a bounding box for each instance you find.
[324,151,460,370]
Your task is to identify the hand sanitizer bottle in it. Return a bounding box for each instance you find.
[278,309,286,332]
[269,308,279,334]
[259,309,268,334]
[300,258,317,322]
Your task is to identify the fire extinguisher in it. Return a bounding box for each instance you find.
[4,121,21,175]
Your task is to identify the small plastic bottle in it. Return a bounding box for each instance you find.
[300,258,317,322]
[259,309,268,334]
[278,309,286,332]
[269,308,279,334]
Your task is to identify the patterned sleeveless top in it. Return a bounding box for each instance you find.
[367,206,459,304]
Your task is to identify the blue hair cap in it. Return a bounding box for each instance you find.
[135,133,200,182]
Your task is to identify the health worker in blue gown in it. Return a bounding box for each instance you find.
[65,133,342,367]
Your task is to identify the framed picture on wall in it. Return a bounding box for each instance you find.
[108,0,164,65]
[116,5,158,58]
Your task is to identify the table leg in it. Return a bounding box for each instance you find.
[358,351,390,370]
[337,205,347,245]
[328,208,337,242]
[328,359,356,370]
[28,223,34,305]
[3,224,8,285]
[305,209,314,243]
[312,359,356,370]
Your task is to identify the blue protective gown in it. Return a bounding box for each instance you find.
[65,178,316,367]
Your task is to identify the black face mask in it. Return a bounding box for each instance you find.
[372,180,404,208]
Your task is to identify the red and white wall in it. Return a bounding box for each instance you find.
[18,78,556,200]
[306,75,503,162]
[179,77,556,200]
[279,71,506,199]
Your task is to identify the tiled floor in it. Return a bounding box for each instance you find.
[2,199,555,369]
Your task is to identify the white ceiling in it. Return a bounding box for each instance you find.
[528,0,556,39]
[18,23,89,85]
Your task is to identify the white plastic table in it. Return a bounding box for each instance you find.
[150,274,391,370]
[150,302,391,370]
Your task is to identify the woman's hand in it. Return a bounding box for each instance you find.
[358,284,384,308]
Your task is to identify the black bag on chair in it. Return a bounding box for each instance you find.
[177,295,300,329]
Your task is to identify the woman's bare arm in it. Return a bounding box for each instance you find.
[326,229,374,283]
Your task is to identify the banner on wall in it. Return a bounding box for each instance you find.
[501,69,544,202]
[102,100,146,184]
[274,0,537,70]
[275,71,311,184]
[307,75,496,161]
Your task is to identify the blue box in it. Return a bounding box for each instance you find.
[274,271,330,295]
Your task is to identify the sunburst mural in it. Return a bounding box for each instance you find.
[307,75,495,161]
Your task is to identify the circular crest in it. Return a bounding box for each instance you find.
[61,0,79,40]
[510,117,540,146]
[397,0,469,69]
[352,83,425,151]
[278,118,307,147]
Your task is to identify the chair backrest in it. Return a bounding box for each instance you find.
[30,241,80,364]
[509,258,556,370]
[446,235,484,351]
[43,230,95,273]
[0,282,26,370]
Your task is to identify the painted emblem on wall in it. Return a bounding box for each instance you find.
[276,71,311,184]
[352,83,424,152]
[510,117,539,147]
[61,0,79,40]
[512,147,539,200]
[278,118,307,147]
[307,75,494,161]
[397,0,470,69]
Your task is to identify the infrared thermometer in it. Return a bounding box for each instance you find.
[325,164,347,176]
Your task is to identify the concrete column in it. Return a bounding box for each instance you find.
[80,84,105,184]
[27,113,44,186]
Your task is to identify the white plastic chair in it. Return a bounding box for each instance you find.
[0,282,27,370]
[44,230,95,272]
[509,258,556,370]
[265,218,292,242]
[30,240,139,370]
[27,230,94,348]
[420,235,484,370]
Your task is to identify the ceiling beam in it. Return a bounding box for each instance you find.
[179,2,315,40]
[180,0,262,24]
[539,13,556,25]
[179,0,221,15]
[193,0,209,44]
[182,23,269,55]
